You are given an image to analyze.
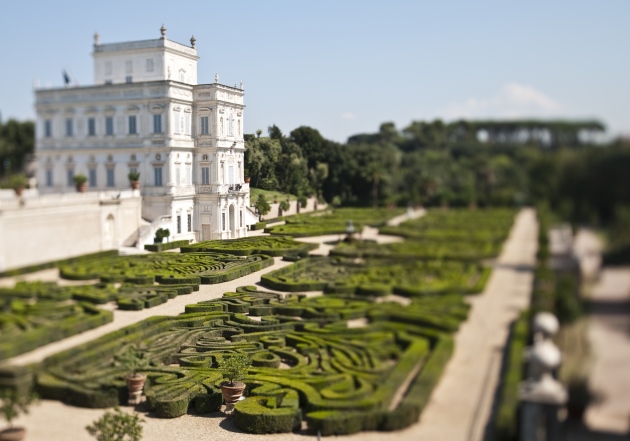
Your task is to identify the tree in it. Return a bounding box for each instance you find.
[254,194,271,221]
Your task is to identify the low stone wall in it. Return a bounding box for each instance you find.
[0,191,142,272]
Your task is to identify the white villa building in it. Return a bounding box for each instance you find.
[34,26,255,245]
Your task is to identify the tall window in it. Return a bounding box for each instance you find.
[125,76,132,83]
[89,169,97,187]
[240,211,243,228]
[228,113,234,136]
[153,114,162,134]
[45,170,53,187]
[173,111,179,134]
[200,116,209,135]
[201,167,210,184]
[222,213,226,231]
[67,169,74,187]
[177,215,182,234]
[146,58,154,72]
[128,115,137,135]
[44,120,52,138]
[187,214,192,232]
[106,168,115,187]
[65,119,73,137]
[185,114,190,135]
[88,118,96,136]
[125,60,133,74]
[105,117,114,136]
[154,167,163,186]
[186,165,191,185]
[175,167,181,185]
[228,166,234,185]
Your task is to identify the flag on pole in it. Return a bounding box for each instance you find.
[63,70,71,86]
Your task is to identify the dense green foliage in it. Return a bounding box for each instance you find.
[0,119,34,179]
[35,286,458,434]
[246,119,629,258]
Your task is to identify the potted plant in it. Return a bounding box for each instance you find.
[73,174,88,193]
[0,388,37,441]
[153,228,170,244]
[115,346,150,405]
[218,354,251,413]
[2,174,28,197]
[127,171,141,190]
[244,176,251,184]
[86,407,144,441]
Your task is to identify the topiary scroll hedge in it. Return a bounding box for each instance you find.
[31,287,462,435]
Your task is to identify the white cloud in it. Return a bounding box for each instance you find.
[341,111,356,121]
[442,82,561,120]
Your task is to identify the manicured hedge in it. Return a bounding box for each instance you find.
[59,252,273,286]
[144,239,191,252]
[261,256,491,296]
[494,311,529,441]
[181,236,317,257]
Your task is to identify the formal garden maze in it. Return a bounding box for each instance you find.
[59,252,274,285]
[0,208,517,436]
[35,286,462,435]
[261,256,491,296]
[0,282,113,360]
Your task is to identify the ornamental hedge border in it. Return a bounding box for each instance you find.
[144,239,191,252]
[181,236,318,258]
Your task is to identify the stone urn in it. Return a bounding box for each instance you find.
[0,427,26,441]
[221,381,246,413]
[125,373,146,405]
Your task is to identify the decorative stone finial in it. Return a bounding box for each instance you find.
[190,35,196,48]
[160,24,167,39]
[94,32,100,47]
[240,80,244,89]
[215,73,219,84]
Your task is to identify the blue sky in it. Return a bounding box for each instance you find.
[1,1,628,142]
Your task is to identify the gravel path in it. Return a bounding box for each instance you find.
[4,208,539,441]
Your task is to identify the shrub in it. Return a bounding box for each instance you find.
[85,407,144,441]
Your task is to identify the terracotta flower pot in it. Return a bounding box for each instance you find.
[13,188,24,197]
[221,381,246,413]
[76,183,87,193]
[244,176,251,183]
[0,427,26,441]
[130,180,140,190]
[125,373,146,405]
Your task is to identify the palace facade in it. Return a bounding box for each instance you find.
[34,26,255,244]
